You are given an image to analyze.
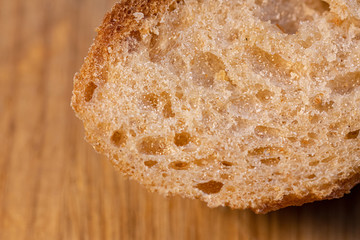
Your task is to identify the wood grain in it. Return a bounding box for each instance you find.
[0,0,359,239]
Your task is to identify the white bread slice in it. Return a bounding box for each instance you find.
[71,0,360,213]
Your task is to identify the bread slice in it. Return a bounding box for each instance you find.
[71,0,360,213]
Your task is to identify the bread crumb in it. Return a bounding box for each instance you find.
[133,12,144,22]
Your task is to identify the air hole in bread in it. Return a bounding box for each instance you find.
[299,37,316,49]
[191,52,225,87]
[309,114,321,124]
[251,49,303,87]
[163,101,175,118]
[142,93,159,109]
[215,70,233,85]
[174,132,191,146]
[311,94,334,112]
[307,174,316,179]
[248,46,303,87]
[169,161,190,170]
[231,117,250,132]
[144,160,158,168]
[149,31,176,62]
[327,72,360,95]
[248,146,285,156]
[130,30,142,42]
[317,100,334,112]
[254,126,280,138]
[327,132,337,140]
[111,129,127,147]
[308,132,318,139]
[345,129,360,139]
[229,94,256,114]
[127,30,142,52]
[319,182,333,191]
[168,2,177,12]
[226,185,236,193]
[288,136,297,142]
[84,81,97,102]
[260,157,280,166]
[221,161,233,167]
[149,33,162,61]
[160,91,175,118]
[255,0,330,34]
[256,89,274,102]
[195,180,224,194]
[220,173,231,180]
[300,138,315,148]
[168,53,186,76]
[129,129,136,137]
[193,155,216,166]
[138,136,167,155]
[321,155,335,163]
[175,88,184,100]
[309,160,319,166]
[306,0,330,13]
[160,91,171,100]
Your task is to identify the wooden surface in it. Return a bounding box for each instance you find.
[1,0,360,239]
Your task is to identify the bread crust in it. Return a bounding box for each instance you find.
[72,0,173,115]
[72,0,360,213]
[254,172,360,214]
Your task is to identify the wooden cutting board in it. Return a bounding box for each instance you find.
[1,0,359,239]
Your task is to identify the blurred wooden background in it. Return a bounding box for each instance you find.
[1,0,360,239]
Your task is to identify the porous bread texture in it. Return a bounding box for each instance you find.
[72,0,360,213]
